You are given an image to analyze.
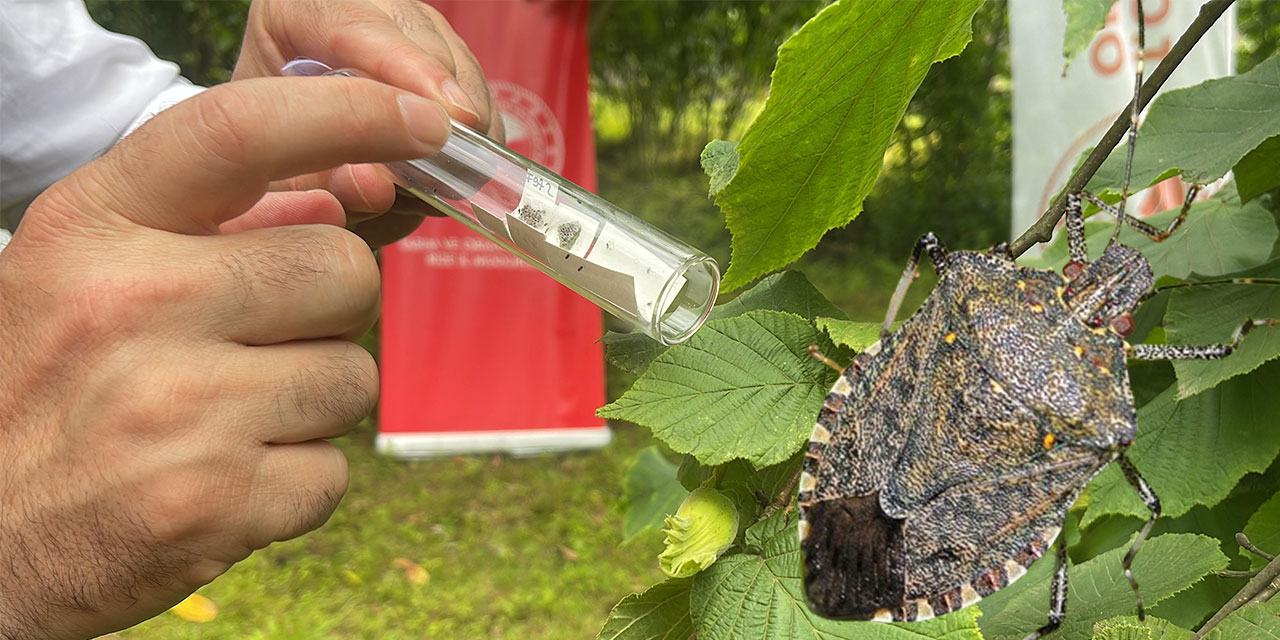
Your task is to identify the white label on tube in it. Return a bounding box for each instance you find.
[509,169,599,260]
[513,170,558,233]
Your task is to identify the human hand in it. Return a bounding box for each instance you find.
[232,0,503,246]
[0,75,450,638]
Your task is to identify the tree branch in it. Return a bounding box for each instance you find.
[1008,0,1237,258]
[1194,534,1280,639]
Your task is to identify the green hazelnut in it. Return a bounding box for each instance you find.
[658,486,739,578]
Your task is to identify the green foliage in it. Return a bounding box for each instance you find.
[816,318,890,352]
[1090,616,1187,640]
[980,534,1228,640]
[1238,0,1280,75]
[1082,362,1280,527]
[701,140,739,197]
[691,512,983,640]
[622,447,688,541]
[1091,617,1194,640]
[1166,259,1280,399]
[590,0,826,163]
[598,310,847,468]
[1087,55,1280,197]
[1061,0,1115,72]
[1233,135,1280,203]
[1207,599,1280,639]
[715,0,984,290]
[1242,493,1280,571]
[1024,190,1279,281]
[86,0,249,86]
[711,271,848,322]
[597,578,694,640]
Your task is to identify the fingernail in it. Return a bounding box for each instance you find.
[440,78,479,119]
[398,94,450,150]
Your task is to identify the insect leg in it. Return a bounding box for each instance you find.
[1022,543,1069,640]
[1064,193,1090,265]
[1128,318,1278,360]
[808,345,844,372]
[1079,184,1200,243]
[883,233,948,338]
[1117,455,1160,621]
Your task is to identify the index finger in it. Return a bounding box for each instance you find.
[65,76,450,235]
[249,0,485,128]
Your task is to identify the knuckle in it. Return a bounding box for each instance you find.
[221,226,346,300]
[187,85,257,167]
[289,446,348,535]
[288,344,379,424]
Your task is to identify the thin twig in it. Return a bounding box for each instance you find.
[1009,0,1237,258]
[1239,532,1277,561]
[1217,569,1258,579]
[1194,541,1280,639]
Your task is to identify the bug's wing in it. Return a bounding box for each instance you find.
[898,449,1106,621]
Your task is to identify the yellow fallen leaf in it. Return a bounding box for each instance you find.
[169,593,217,623]
[392,557,429,585]
[342,569,363,585]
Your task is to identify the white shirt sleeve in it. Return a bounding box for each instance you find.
[0,0,206,230]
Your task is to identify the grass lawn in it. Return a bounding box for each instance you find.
[118,420,664,639]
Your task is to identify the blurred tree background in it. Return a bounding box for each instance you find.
[83,1,1280,637]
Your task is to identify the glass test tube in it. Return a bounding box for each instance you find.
[283,60,720,345]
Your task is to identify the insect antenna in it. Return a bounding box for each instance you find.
[1109,0,1145,248]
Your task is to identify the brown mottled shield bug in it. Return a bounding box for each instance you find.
[795,7,1276,640]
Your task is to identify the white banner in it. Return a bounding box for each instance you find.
[1010,0,1235,245]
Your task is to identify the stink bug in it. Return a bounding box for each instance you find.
[795,8,1276,640]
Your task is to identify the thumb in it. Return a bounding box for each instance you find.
[60,76,449,236]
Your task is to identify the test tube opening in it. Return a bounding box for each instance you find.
[653,256,719,345]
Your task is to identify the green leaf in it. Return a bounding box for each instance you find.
[677,456,714,493]
[1020,190,1278,282]
[816,317,892,352]
[1086,55,1280,195]
[1165,258,1280,399]
[715,453,805,535]
[701,140,740,197]
[690,511,984,640]
[603,271,845,377]
[1144,467,1280,629]
[622,447,689,541]
[716,0,984,291]
[1234,135,1280,203]
[974,544,1059,632]
[712,271,847,323]
[597,578,695,640]
[1242,492,1280,571]
[1205,598,1280,640]
[1081,363,1280,527]
[605,331,669,376]
[1091,616,1194,640]
[1061,0,1114,72]
[980,534,1228,640]
[597,310,845,467]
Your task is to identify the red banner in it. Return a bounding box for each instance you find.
[378,0,608,456]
